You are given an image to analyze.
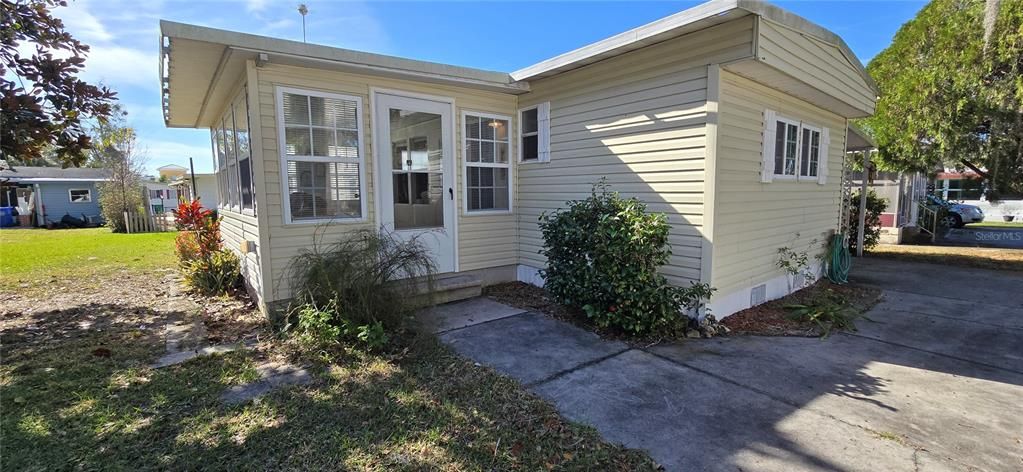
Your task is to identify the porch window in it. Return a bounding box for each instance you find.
[761,109,829,184]
[519,102,550,163]
[463,112,511,212]
[277,87,365,223]
[210,88,255,214]
[69,189,91,203]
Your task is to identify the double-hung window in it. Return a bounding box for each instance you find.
[463,112,511,213]
[277,87,365,224]
[761,109,828,184]
[519,102,550,163]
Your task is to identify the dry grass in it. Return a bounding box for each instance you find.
[867,244,1023,272]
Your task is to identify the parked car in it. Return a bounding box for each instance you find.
[926,195,984,228]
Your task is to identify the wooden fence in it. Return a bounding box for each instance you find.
[123,210,173,233]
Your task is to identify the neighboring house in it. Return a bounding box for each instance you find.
[930,169,1021,222]
[0,166,109,227]
[156,164,189,181]
[160,0,877,317]
[169,173,219,209]
[144,181,180,214]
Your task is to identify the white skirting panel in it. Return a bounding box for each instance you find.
[516,264,545,287]
[709,262,823,319]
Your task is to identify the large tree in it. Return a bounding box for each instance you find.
[862,0,1023,199]
[1,0,117,167]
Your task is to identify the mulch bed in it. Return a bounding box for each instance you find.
[484,282,692,346]
[720,281,882,337]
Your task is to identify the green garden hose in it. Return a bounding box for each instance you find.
[826,232,851,284]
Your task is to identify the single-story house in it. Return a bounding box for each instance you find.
[156,164,189,181]
[0,166,109,227]
[169,172,220,209]
[160,0,878,317]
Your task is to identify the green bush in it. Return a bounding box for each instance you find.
[183,249,240,295]
[785,288,857,337]
[539,180,714,335]
[285,228,435,348]
[848,189,888,252]
[294,300,388,350]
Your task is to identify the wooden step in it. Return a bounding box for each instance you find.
[415,274,483,305]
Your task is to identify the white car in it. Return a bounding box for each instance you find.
[928,195,984,228]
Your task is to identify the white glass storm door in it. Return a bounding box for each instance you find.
[374,92,456,274]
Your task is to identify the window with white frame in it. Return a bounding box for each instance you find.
[210,88,255,213]
[68,189,91,203]
[519,102,550,163]
[464,112,511,212]
[761,109,828,184]
[277,88,364,223]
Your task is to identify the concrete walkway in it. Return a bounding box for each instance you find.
[433,259,1023,471]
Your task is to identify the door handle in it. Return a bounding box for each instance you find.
[448,188,453,200]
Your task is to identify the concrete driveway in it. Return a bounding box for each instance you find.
[433,259,1023,471]
[938,226,1023,249]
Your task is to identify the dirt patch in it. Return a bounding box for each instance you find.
[721,281,882,337]
[867,244,1023,272]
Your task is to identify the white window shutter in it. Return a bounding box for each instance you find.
[761,109,777,183]
[538,101,551,162]
[818,127,830,185]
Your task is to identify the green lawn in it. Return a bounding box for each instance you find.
[966,221,1023,229]
[0,228,657,470]
[0,228,177,293]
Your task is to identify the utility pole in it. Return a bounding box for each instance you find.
[298,4,308,43]
[188,157,198,202]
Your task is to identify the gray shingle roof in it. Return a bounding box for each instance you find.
[0,166,110,181]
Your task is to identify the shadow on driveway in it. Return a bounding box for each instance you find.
[439,258,1023,471]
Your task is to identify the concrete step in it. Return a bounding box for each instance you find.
[415,274,482,305]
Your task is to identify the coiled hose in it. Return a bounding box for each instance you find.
[826,232,851,284]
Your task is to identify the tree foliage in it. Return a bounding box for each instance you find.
[94,121,145,233]
[862,0,1023,198]
[1,0,117,167]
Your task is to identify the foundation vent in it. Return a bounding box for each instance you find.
[750,284,767,306]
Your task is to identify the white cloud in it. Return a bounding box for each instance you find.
[58,0,113,43]
[81,46,158,90]
[246,0,268,14]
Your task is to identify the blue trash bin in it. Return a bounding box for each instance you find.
[0,207,14,228]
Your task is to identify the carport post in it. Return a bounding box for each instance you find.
[856,150,869,257]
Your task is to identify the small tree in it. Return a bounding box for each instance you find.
[95,126,146,232]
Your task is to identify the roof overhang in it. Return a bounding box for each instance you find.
[160,20,529,129]
[511,0,877,95]
[846,123,876,152]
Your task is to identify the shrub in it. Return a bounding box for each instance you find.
[539,180,714,335]
[785,288,857,337]
[848,190,887,252]
[173,200,221,265]
[285,228,435,347]
[183,249,240,295]
[293,300,390,350]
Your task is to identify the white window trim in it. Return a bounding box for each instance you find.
[225,112,241,213]
[517,102,550,164]
[799,123,822,180]
[68,188,92,203]
[275,85,368,226]
[762,109,829,185]
[461,110,513,216]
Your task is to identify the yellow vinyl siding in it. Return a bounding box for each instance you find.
[711,71,846,295]
[756,18,875,115]
[516,17,756,287]
[219,211,265,303]
[254,64,518,301]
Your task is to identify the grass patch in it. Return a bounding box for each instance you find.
[965,221,1023,229]
[867,243,1023,272]
[1,227,657,470]
[0,228,177,294]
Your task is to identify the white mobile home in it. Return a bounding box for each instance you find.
[160,0,877,317]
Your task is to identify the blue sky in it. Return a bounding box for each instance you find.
[55,0,926,175]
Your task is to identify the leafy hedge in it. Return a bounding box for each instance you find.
[539,181,714,335]
[848,189,888,252]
